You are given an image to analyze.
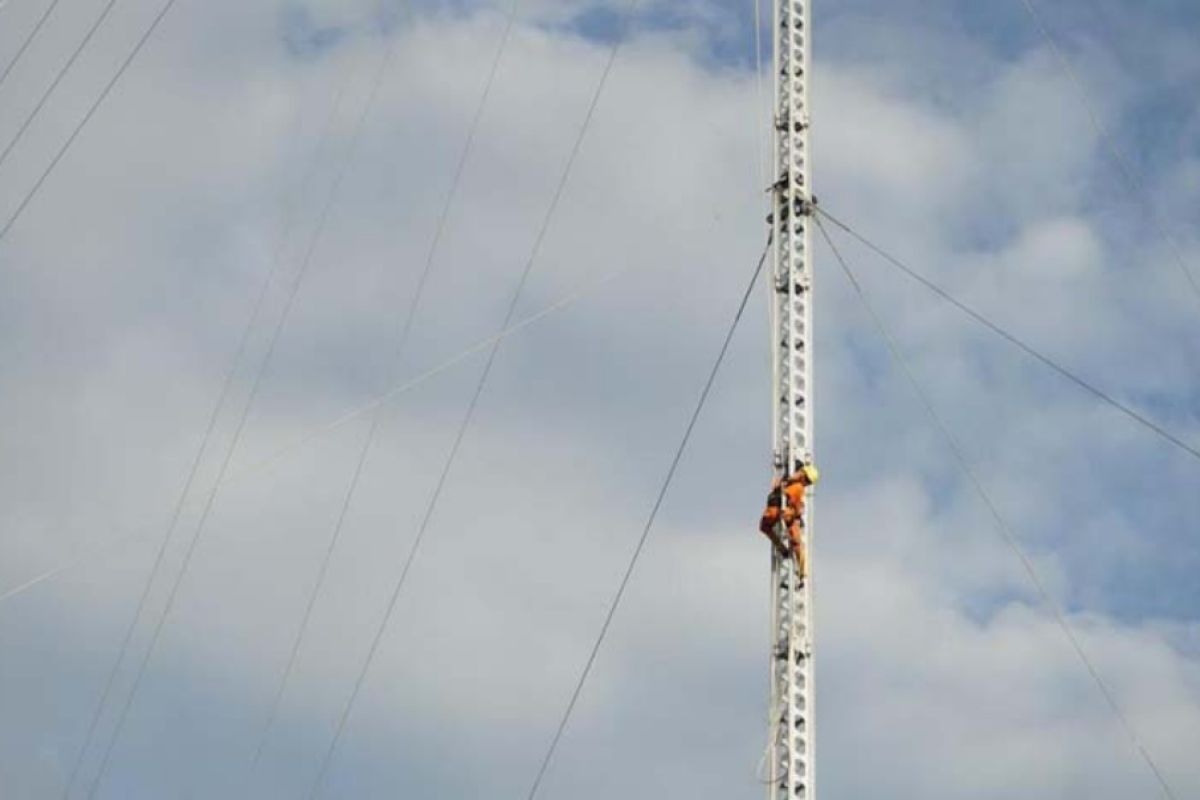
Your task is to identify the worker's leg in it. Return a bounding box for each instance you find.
[762,530,790,558]
[788,522,807,580]
[760,508,787,554]
[759,509,777,538]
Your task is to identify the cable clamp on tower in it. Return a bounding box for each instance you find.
[774,638,812,662]
[772,191,816,226]
[774,113,810,133]
[796,637,813,660]
[777,272,812,294]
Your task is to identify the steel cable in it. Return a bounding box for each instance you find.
[1013,0,1200,304]
[0,0,117,181]
[0,0,181,244]
[245,0,522,778]
[816,215,1179,800]
[525,237,769,799]
[301,7,639,795]
[57,52,363,800]
[816,207,1200,465]
[0,0,65,96]
[0,259,635,611]
[77,35,404,800]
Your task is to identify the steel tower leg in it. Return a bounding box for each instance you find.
[767,0,814,797]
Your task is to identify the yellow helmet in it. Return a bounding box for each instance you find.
[801,464,820,485]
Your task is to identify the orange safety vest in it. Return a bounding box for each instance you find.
[781,478,807,518]
[760,473,809,534]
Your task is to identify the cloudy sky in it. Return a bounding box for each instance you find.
[0,0,1198,797]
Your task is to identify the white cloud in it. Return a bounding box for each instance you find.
[0,1,1197,798]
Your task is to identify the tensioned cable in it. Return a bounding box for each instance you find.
[0,258,637,611]
[302,10,640,797]
[0,0,65,95]
[752,0,777,435]
[0,0,181,244]
[816,207,1200,465]
[59,54,364,800]
[750,1,783,788]
[751,0,768,193]
[225,267,628,483]
[246,0,522,776]
[525,237,769,800]
[0,0,117,178]
[815,215,1179,800]
[80,37,407,800]
[1012,0,1200,304]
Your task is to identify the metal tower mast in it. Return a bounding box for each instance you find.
[767,0,814,796]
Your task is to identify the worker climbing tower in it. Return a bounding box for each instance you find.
[767,0,815,797]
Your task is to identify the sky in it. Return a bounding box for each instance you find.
[0,0,1198,798]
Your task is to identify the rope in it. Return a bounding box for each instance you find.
[816,215,1179,800]
[816,208,1200,465]
[525,237,769,799]
[246,0,522,776]
[0,0,182,244]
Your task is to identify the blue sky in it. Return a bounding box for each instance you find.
[0,0,1198,798]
